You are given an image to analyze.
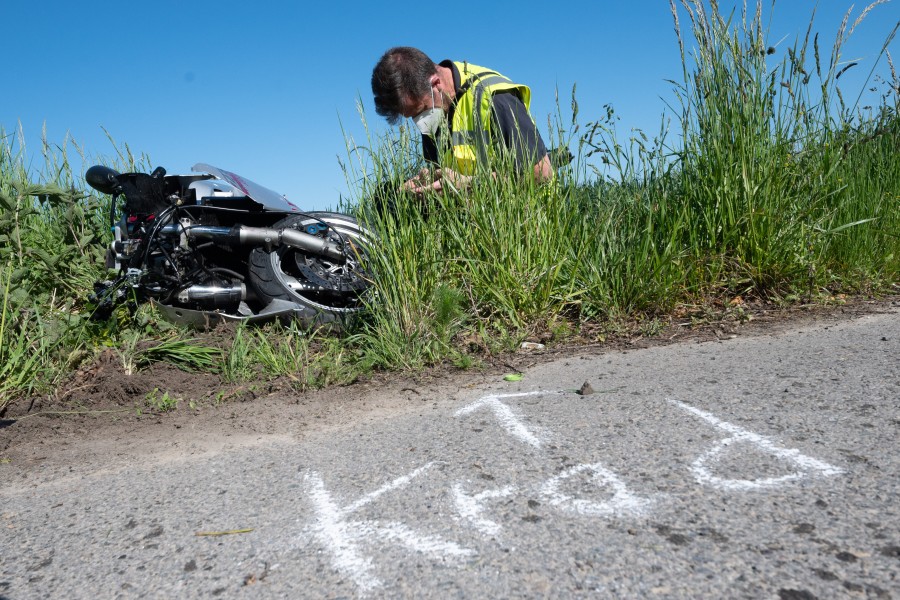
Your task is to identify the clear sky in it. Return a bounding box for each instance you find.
[4,1,897,210]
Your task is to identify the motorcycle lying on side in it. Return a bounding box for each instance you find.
[85,163,372,328]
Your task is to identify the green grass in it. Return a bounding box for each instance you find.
[1,0,898,413]
[0,263,56,404]
[666,0,900,297]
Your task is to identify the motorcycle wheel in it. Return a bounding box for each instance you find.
[247,211,372,327]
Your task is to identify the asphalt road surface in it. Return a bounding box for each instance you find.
[2,308,898,599]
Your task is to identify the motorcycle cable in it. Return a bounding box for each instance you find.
[207,266,245,282]
[108,193,120,229]
[164,221,247,283]
[139,204,179,269]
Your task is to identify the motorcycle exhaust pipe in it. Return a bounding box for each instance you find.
[163,224,346,262]
[238,227,346,262]
[176,283,246,309]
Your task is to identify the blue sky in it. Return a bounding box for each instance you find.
[4,1,897,210]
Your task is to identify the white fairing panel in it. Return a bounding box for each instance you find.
[192,163,300,212]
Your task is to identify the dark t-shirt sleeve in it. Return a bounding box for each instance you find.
[489,92,548,169]
[422,133,440,165]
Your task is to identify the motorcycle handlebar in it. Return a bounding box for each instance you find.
[85,165,123,195]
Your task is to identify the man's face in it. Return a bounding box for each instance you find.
[400,78,440,119]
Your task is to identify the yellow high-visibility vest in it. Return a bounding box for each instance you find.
[445,61,533,175]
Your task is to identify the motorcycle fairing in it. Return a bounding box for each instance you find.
[192,163,300,213]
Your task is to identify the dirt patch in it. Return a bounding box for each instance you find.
[1,295,897,479]
[61,349,229,407]
[494,295,900,370]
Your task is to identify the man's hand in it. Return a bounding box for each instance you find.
[533,154,553,182]
[401,167,437,195]
[402,167,473,196]
[401,157,551,196]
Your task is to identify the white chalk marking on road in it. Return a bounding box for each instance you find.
[300,471,380,593]
[455,391,551,448]
[668,398,845,490]
[345,462,435,514]
[540,463,656,518]
[375,521,476,557]
[300,464,473,595]
[452,483,517,536]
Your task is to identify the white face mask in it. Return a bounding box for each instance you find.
[412,86,444,137]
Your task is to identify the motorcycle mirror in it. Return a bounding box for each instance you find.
[85,165,123,195]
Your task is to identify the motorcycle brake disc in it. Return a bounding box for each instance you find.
[294,252,368,294]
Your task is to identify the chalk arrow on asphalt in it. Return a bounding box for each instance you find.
[455,391,551,448]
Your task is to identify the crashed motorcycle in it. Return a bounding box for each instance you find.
[85,163,371,327]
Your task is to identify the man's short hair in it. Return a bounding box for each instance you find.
[371,47,437,125]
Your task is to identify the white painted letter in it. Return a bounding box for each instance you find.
[455,391,552,448]
[300,464,474,594]
[452,483,516,536]
[540,463,655,518]
[669,399,844,490]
